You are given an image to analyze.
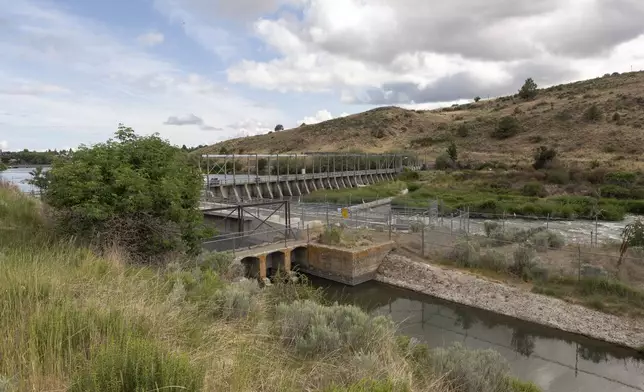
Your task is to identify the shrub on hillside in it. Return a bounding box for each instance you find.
[435,153,455,170]
[483,221,501,237]
[213,280,262,321]
[546,168,570,184]
[583,104,603,122]
[532,146,557,170]
[449,241,480,268]
[456,123,470,137]
[492,117,521,139]
[522,182,547,197]
[447,142,458,162]
[43,125,208,261]
[398,170,420,182]
[274,300,395,357]
[509,245,538,281]
[479,249,508,272]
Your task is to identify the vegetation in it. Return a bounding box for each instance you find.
[0,162,6,172]
[532,146,557,170]
[42,125,210,261]
[0,149,67,165]
[0,180,541,392]
[447,142,458,162]
[303,180,407,204]
[518,78,538,100]
[492,116,521,139]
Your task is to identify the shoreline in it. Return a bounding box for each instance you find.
[376,253,644,351]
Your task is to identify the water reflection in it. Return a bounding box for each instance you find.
[313,278,644,392]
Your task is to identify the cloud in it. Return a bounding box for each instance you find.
[0,140,7,150]
[227,119,272,137]
[137,31,164,47]
[0,82,70,96]
[226,0,644,105]
[164,113,205,126]
[0,0,284,150]
[297,110,348,126]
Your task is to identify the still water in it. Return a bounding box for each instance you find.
[0,167,42,193]
[312,278,644,392]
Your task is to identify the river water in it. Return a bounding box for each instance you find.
[311,277,644,392]
[0,167,42,193]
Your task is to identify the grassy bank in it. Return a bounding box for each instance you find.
[303,180,407,204]
[0,183,541,391]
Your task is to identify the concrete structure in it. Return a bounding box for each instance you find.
[234,241,394,286]
[202,152,420,203]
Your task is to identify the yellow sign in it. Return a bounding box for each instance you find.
[341,208,349,219]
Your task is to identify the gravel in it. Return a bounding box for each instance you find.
[376,253,644,349]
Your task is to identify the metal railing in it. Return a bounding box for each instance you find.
[205,168,400,186]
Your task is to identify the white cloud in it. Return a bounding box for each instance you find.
[226,0,644,104]
[137,31,165,47]
[0,140,8,150]
[297,110,348,126]
[228,119,273,138]
[0,0,284,149]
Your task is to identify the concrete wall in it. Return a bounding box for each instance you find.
[302,241,394,285]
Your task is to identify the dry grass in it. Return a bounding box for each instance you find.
[200,71,644,169]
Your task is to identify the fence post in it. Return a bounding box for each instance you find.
[307,224,310,244]
[546,214,550,230]
[590,231,593,248]
[578,244,582,282]
[421,226,425,257]
[388,210,392,240]
[502,211,506,231]
[326,202,329,226]
[450,214,453,235]
[285,224,288,247]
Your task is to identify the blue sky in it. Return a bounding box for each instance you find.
[1,0,643,151]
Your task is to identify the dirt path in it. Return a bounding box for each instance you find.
[376,252,644,350]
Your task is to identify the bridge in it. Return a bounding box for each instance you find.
[201,152,421,203]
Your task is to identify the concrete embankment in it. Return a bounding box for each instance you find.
[376,253,644,350]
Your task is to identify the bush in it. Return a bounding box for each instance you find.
[510,245,537,281]
[447,142,458,161]
[530,230,565,251]
[429,343,513,392]
[435,153,455,170]
[323,379,409,392]
[213,280,262,321]
[456,123,470,137]
[43,125,207,261]
[479,249,508,272]
[532,146,557,170]
[518,78,538,100]
[398,170,420,182]
[71,338,204,392]
[492,117,521,139]
[546,169,569,185]
[483,221,500,237]
[474,96,481,102]
[449,241,480,268]
[320,226,343,245]
[583,104,603,122]
[274,300,395,357]
[522,182,547,197]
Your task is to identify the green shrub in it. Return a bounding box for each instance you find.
[583,104,603,122]
[521,182,547,197]
[435,153,454,170]
[407,182,421,192]
[320,226,343,245]
[398,171,420,182]
[71,338,204,392]
[530,230,565,251]
[532,146,557,170]
[198,251,234,275]
[599,184,631,199]
[546,169,569,184]
[274,300,395,357]
[447,142,458,161]
[457,123,470,137]
[213,280,261,321]
[483,221,501,237]
[508,378,542,392]
[429,343,513,392]
[492,117,521,139]
[449,241,480,268]
[510,245,537,281]
[479,249,507,272]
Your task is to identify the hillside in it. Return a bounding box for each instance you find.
[201,71,644,167]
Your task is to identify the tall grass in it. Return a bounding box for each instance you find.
[0,186,541,391]
[304,181,407,204]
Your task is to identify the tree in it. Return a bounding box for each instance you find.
[43,124,208,261]
[618,219,644,270]
[474,96,481,102]
[447,141,458,162]
[518,78,538,100]
[274,124,284,132]
[27,167,50,190]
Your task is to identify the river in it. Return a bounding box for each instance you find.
[311,277,644,392]
[0,167,42,193]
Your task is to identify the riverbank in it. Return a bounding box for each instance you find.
[377,253,644,350]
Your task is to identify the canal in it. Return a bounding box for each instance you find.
[311,277,644,392]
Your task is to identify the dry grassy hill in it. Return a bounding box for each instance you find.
[200,71,644,167]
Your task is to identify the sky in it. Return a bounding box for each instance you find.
[1,0,644,151]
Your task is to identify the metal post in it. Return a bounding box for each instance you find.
[546,213,549,230]
[595,215,599,246]
[388,210,392,240]
[421,226,425,257]
[277,154,280,183]
[232,154,236,186]
[578,245,582,282]
[307,224,310,244]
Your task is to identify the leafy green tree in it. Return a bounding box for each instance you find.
[518,78,538,100]
[492,116,522,139]
[474,96,481,102]
[44,124,207,260]
[27,167,50,190]
[0,162,7,172]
